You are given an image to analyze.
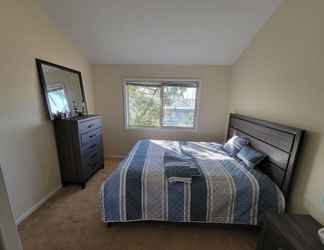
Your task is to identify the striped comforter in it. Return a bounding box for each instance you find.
[101,140,285,225]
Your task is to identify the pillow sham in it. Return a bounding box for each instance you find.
[237,146,266,169]
[223,135,249,157]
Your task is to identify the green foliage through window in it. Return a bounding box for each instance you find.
[128,85,161,127]
[126,81,198,128]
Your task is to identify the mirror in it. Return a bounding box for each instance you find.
[36,59,87,120]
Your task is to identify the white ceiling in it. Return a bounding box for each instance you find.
[41,0,282,65]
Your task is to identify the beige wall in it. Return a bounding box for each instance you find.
[229,0,324,223]
[0,0,95,221]
[92,64,231,157]
[0,166,23,250]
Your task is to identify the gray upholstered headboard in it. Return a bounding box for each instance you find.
[227,113,305,201]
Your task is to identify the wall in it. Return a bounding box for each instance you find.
[229,0,324,223]
[0,0,95,221]
[92,64,231,157]
[0,166,23,250]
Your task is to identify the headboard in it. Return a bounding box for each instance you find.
[227,113,305,201]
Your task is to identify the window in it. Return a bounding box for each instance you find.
[48,86,70,114]
[124,80,199,129]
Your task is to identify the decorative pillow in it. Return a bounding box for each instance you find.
[237,146,266,169]
[223,136,249,157]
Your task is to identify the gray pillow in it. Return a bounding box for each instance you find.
[237,146,266,169]
[223,136,250,157]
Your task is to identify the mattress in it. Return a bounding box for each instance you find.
[100,139,285,225]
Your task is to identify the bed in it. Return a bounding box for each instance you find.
[100,114,304,226]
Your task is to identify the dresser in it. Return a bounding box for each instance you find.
[257,212,324,250]
[54,115,104,189]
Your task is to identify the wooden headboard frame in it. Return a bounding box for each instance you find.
[227,113,305,201]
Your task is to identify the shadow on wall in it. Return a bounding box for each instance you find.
[288,130,321,212]
[3,119,60,220]
[31,123,61,190]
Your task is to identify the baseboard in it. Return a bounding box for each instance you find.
[105,155,125,159]
[15,185,62,225]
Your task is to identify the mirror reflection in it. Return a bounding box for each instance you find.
[37,60,87,120]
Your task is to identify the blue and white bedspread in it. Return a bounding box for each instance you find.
[100,140,285,225]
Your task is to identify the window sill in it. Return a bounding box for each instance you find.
[125,126,197,132]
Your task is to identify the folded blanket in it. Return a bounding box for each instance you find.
[164,151,201,183]
[168,177,192,184]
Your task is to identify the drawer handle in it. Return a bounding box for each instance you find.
[90,153,97,159]
[88,124,93,128]
[89,144,96,149]
[89,134,96,138]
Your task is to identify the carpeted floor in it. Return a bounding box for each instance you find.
[19,159,258,250]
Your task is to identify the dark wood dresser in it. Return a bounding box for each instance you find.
[257,213,324,250]
[54,115,104,189]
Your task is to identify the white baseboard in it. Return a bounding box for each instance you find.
[15,185,62,225]
[105,155,125,159]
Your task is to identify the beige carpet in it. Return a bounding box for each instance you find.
[19,159,257,250]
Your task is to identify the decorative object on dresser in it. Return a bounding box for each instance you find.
[54,115,104,189]
[257,212,324,250]
[36,59,104,188]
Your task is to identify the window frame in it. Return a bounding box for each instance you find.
[47,84,71,114]
[123,79,201,131]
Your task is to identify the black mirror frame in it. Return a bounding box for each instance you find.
[36,58,88,120]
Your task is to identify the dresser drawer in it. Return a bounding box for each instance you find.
[82,137,100,153]
[83,149,101,177]
[81,134,103,177]
[78,118,102,134]
[82,136,101,160]
[85,150,99,166]
[80,128,101,146]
